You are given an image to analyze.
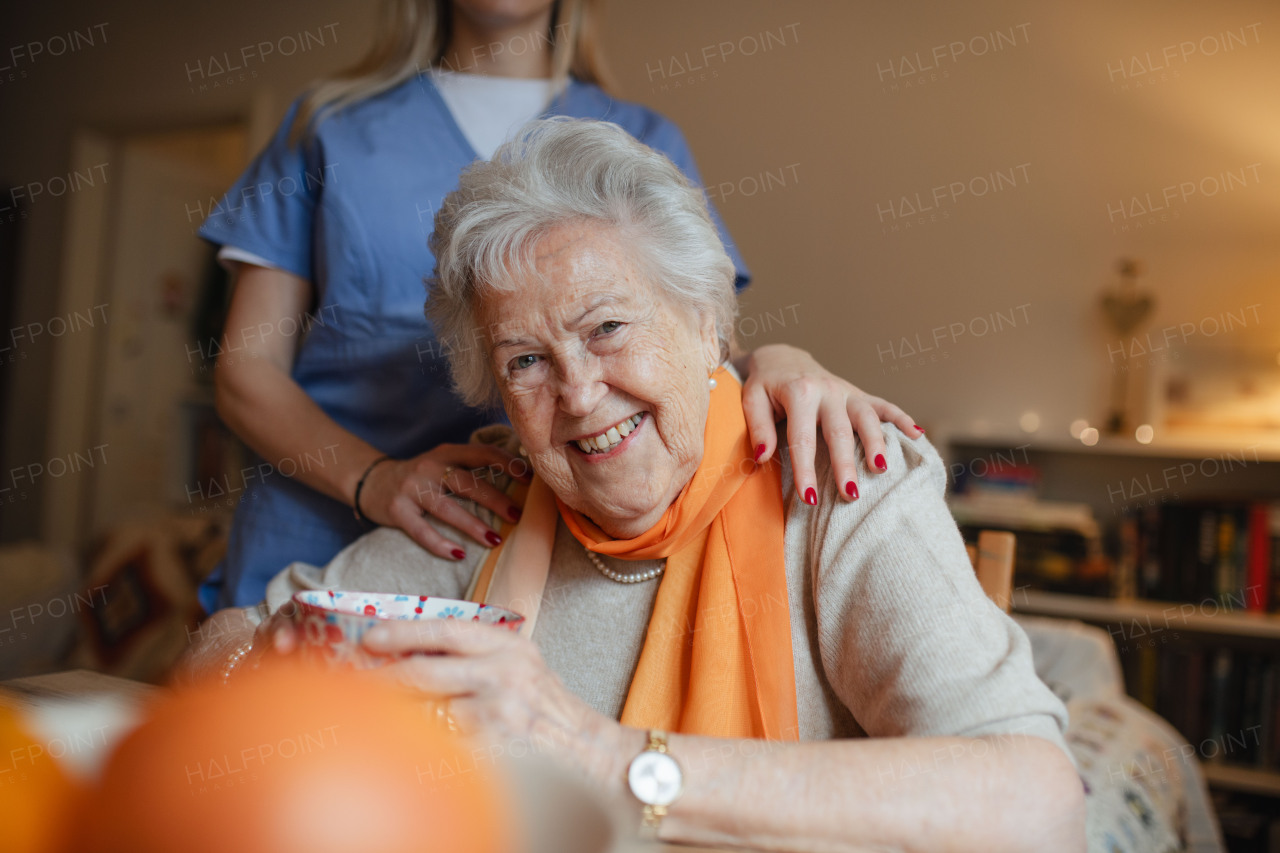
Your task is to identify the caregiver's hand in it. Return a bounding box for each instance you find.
[363,619,623,783]
[740,344,923,504]
[358,444,530,560]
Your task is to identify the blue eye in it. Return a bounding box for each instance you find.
[512,354,539,370]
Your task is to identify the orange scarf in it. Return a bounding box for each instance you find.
[556,367,798,740]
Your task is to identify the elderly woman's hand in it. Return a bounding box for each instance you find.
[740,344,923,503]
[250,603,302,658]
[362,620,625,782]
[358,443,530,560]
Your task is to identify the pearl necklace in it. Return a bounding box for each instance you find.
[583,545,665,584]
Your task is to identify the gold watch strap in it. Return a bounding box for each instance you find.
[637,729,673,837]
[647,729,669,753]
[641,803,668,832]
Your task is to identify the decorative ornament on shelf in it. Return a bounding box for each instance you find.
[1100,258,1156,434]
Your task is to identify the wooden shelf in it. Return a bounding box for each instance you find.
[946,431,1280,462]
[1012,590,1280,640]
[1202,763,1280,797]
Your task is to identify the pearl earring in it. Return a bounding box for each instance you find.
[708,376,717,389]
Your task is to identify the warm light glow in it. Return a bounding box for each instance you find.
[1080,427,1100,446]
[1135,424,1155,444]
[1069,419,1090,439]
[1019,411,1041,433]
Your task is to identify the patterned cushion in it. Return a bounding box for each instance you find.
[1068,697,1185,852]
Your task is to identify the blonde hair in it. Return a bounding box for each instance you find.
[288,0,609,146]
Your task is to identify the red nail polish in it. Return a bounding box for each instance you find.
[754,444,767,463]
[804,487,817,506]
[451,548,466,560]
[845,481,858,499]
[875,454,887,471]
[508,506,522,522]
[485,531,502,547]
[913,425,926,434]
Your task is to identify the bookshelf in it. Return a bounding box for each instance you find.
[1201,764,1280,798]
[1014,590,1280,641]
[943,430,1280,805]
[942,432,1280,517]
[1013,591,1280,799]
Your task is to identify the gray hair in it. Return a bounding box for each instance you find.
[425,117,737,408]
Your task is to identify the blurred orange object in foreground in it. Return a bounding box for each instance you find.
[70,661,512,853]
[0,705,78,853]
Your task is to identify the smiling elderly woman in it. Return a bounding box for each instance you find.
[185,119,1084,851]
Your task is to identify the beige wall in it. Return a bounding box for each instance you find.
[601,0,1279,436]
[2,0,1277,543]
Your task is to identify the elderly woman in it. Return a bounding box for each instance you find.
[184,119,1084,851]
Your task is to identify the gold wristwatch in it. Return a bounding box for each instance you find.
[626,729,683,836]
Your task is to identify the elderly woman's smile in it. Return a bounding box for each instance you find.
[478,222,720,539]
[182,120,1086,853]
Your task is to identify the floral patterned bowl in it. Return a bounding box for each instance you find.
[291,590,524,669]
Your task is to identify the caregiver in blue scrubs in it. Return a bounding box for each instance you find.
[198,0,921,612]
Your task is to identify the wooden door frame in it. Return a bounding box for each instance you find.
[41,91,275,552]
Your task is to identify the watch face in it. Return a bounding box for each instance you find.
[628,751,683,807]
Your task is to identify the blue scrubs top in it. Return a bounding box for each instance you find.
[197,74,750,611]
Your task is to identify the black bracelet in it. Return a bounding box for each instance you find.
[352,454,392,525]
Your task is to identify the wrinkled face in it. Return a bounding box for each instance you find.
[478,222,720,539]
